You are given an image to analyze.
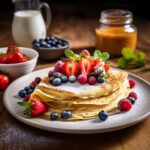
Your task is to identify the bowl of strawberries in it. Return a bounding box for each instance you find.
[0,45,39,80]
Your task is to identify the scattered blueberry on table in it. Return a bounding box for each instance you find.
[32,36,69,49]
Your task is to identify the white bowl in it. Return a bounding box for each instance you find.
[0,47,39,80]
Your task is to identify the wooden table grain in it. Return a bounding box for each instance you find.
[0,10,150,150]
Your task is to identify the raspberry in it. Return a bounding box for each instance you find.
[118,99,132,111]
[77,74,87,84]
[81,49,90,56]
[129,92,137,100]
[128,79,136,88]
[88,76,97,85]
[23,94,31,102]
[54,61,64,72]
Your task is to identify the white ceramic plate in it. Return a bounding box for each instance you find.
[3,68,150,134]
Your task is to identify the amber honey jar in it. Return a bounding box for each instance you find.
[96,9,137,56]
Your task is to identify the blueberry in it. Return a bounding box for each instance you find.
[61,76,68,83]
[52,78,62,86]
[53,72,62,78]
[48,70,54,77]
[97,77,105,83]
[32,39,39,44]
[47,40,52,44]
[29,84,35,90]
[69,75,76,83]
[49,76,55,84]
[95,67,103,75]
[57,40,63,45]
[34,42,41,48]
[27,89,34,94]
[18,90,26,98]
[44,44,51,48]
[24,86,31,93]
[128,96,136,105]
[51,41,56,46]
[63,41,68,46]
[45,37,51,41]
[98,110,108,121]
[40,41,47,47]
[61,110,72,119]
[55,44,62,48]
[50,112,58,120]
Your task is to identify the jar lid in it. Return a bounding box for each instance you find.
[100,9,133,25]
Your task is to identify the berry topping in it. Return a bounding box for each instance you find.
[34,77,41,84]
[23,94,31,102]
[69,75,77,83]
[54,60,64,72]
[18,90,26,98]
[80,49,90,56]
[118,99,132,111]
[53,72,62,78]
[128,79,136,88]
[94,67,103,75]
[94,59,103,69]
[61,76,68,83]
[18,98,48,116]
[88,76,97,85]
[128,92,137,100]
[104,64,110,73]
[77,74,87,84]
[79,58,94,76]
[48,70,54,77]
[49,76,55,83]
[127,96,136,105]
[97,77,105,83]
[7,45,19,54]
[52,78,62,86]
[98,110,108,121]
[61,110,72,119]
[62,60,78,77]
[50,112,59,120]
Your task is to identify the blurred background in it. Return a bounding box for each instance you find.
[0,0,150,49]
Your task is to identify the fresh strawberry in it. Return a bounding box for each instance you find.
[0,55,7,63]
[79,58,94,76]
[18,98,48,116]
[62,60,78,77]
[6,51,27,64]
[93,59,104,69]
[104,64,110,73]
[80,49,90,56]
[0,74,9,91]
[7,45,19,54]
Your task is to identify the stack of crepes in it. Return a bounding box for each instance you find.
[29,69,130,121]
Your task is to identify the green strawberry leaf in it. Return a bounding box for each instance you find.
[93,50,101,59]
[80,53,87,58]
[17,101,27,107]
[100,52,110,60]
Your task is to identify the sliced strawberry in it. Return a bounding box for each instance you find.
[62,60,78,77]
[104,64,110,73]
[6,51,27,64]
[0,55,7,63]
[18,98,48,116]
[79,58,94,76]
[94,59,103,69]
[7,45,19,54]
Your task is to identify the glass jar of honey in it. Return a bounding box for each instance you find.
[96,9,137,56]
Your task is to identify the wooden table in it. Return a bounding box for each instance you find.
[0,10,150,150]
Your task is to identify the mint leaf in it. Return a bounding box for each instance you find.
[100,52,110,60]
[122,48,135,60]
[17,102,27,106]
[136,51,145,60]
[118,57,129,69]
[65,49,80,61]
[80,53,87,58]
[93,50,101,59]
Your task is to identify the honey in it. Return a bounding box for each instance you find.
[96,9,137,56]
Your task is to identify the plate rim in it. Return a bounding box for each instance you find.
[3,67,150,134]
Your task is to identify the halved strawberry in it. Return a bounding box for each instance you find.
[79,58,94,76]
[62,60,78,77]
[93,59,103,69]
[6,51,27,64]
[18,98,48,116]
[7,45,19,54]
[0,55,7,63]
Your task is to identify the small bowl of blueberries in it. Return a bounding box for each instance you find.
[32,36,70,61]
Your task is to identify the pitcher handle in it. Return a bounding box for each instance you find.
[40,2,51,30]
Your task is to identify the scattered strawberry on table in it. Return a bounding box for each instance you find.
[0,74,9,91]
[0,45,29,64]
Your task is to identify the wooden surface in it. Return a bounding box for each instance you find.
[0,9,150,150]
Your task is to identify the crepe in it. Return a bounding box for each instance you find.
[29,69,130,121]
